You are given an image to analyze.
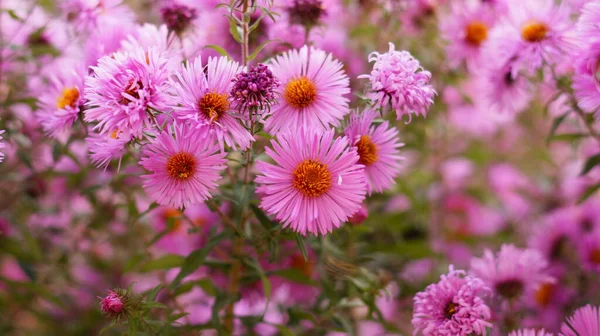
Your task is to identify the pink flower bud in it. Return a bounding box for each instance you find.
[99,290,124,315]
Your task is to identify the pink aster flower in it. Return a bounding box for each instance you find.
[576,1,600,45]
[87,129,133,169]
[572,42,600,118]
[470,244,554,302]
[578,228,600,273]
[84,47,171,137]
[487,0,574,73]
[478,57,532,115]
[61,0,135,33]
[255,128,366,235]
[34,58,86,138]
[359,42,435,121]
[439,1,496,69]
[344,109,403,194]
[561,305,600,336]
[139,124,227,209]
[171,56,253,150]
[508,329,554,336]
[412,267,492,336]
[0,130,5,163]
[266,45,350,135]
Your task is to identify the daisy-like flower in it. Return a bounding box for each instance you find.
[84,47,171,137]
[266,45,350,135]
[578,228,600,273]
[470,244,554,302]
[171,56,253,150]
[139,124,227,209]
[572,42,600,118]
[508,329,554,336]
[87,129,133,169]
[0,130,5,163]
[255,127,366,235]
[359,42,435,121]
[35,58,86,138]
[576,1,600,45]
[561,305,600,336]
[439,1,495,69]
[487,0,574,73]
[344,109,403,194]
[412,267,492,336]
[479,57,532,115]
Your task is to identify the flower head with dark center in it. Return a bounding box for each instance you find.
[288,0,326,28]
[160,3,197,34]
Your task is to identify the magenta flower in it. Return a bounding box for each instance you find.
[99,290,124,316]
[255,128,366,235]
[486,0,574,73]
[508,329,554,336]
[344,109,403,195]
[84,47,171,137]
[266,45,350,135]
[359,42,435,121]
[412,267,492,336]
[578,228,600,273]
[561,305,600,336]
[470,244,554,302]
[34,58,86,138]
[572,42,600,118]
[479,59,532,115]
[139,124,227,209]
[160,3,197,34]
[171,56,253,150]
[230,63,280,114]
[439,1,496,69]
[87,129,134,169]
[576,1,600,45]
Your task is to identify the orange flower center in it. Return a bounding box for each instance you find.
[522,21,548,42]
[56,87,80,109]
[121,79,143,105]
[199,92,229,123]
[355,135,378,165]
[162,208,183,231]
[444,302,459,319]
[534,282,554,307]
[292,159,332,197]
[284,76,317,108]
[166,152,196,181]
[464,21,488,46]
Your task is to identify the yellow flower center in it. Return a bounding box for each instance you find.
[166,152,196,181]
[355,135,378,165]
[198,92,230,123]
[464,21,488,46]
[162,208,183,232]
[56,87,80,109]
[521,21,548,42]
[284,76,317,108]
[292,159,332,197]
[444,302,458,319]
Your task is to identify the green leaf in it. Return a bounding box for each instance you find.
[204,45,230,58]
[580,154,600,176]
[245,259,271,317]
[273,324,295,336]
[140,254,184,272]
[6,9,23,22]
[247,39,280,61]
[272,269,315,285]
[546,113,569,145]
[294,234,308,261]
[250,203,274,230]
[141,301,169,310]
[549,133,588,142]
[145,284,163,301]
[171,233,227,286]
[228,17,243,43]
[578,183,600,204]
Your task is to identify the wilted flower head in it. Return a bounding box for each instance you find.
[230,63,280,114]
[160,3,197,34]
[359,42,435,121]
[412,267,492,336]
[561,305,600,336]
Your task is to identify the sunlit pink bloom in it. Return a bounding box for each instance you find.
[470,244,554,302]
[84,47,171,137]
[266,46,350,134]
[344,109,403,194]
[359,43,435,121]
[255,128,366,235]
[171,56,253,150]
[561,305,600,336]
[412,267,492,336]
[139,124,227,209]
[61,0,135,33]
